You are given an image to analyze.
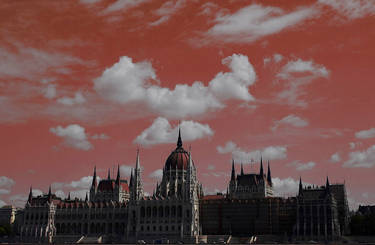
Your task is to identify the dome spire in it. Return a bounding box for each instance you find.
[177,125,183,148]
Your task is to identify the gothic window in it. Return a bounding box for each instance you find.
[152,206,157,217]
[177,206,182,217]
[141,207,145,218]
[186,209,190,218]
[166,225,168,231]
[159,206,163,217]
[147,207,151,217]
[172,225,175,231]
[171,206,176,216]
[165,207,170,217]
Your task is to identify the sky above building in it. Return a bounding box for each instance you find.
[0,0,374,209]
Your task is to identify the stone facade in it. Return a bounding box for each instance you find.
[17,131,349,243]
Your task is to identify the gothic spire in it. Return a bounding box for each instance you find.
[129,169,133,188]
[298,177,303,196]
[85,192,88,202]
[177,127,183,148]
[115,164,120,185]
[267,161,272,185]
[91,166,97,188]
[67,192,71,200]
[240,163,244,175]
[107,168,111,180]
[231,159,236,181]
[28,186,33,203]
[326,176,331,194]
[260,156,264,177]
[136,149,140,170]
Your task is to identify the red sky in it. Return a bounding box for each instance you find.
[0,0,374,209]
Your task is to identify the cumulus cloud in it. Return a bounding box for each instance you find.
[134,117,213,146]
[0,176,15,189]
[318,0,375,20]
[264,53,283,66]
[205,4,317,43]
[94,54,256,118]
[276,58,329,108]
[50,124,93,150]
[272,177,312,197]
[288,161,316,171]
[217,141,287,162]
[91,133,110,140]
[120,165,133,177]
[149,169,163,180]
[355,128,375,139]
[57,92,86,106]
[271,114,309,131]
[343,145,375,168]
[330,152,341,162]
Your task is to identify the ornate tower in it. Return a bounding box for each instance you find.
[131,149,144,201]
[89,166,97,201]
[229,159,237,196]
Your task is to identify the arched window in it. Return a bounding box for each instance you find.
[141,207,145,218]
[165,206,170,217]
[177,206,182,217]
[146,207,151,217]
[152,206,157,217]
[171,206,176,216]
[159,206,163,217]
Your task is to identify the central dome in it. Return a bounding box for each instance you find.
[164,129,193,170]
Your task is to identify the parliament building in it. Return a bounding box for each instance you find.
[17,131,349,243]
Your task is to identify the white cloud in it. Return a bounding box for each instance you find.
[217,141,287,162]
[101,0,149,15]
[331,152,341,162]
[207,164,215,170]
[0,176,15,189]
[349,142,362,149]
[94,54,256,118]
[272,177,311,197]
[43,84,57,99]
[10,188,43,207]
[0,200,6,207]
[288,161,316,171]
[276,58,329,108]
[205,4,317,43]
[199,2,219,16]
[0,189,10,195]
[91,133,110,140]
[318,0,375,20]
[150,0,185,26]
[355,128,375,139]
[264,53,283,65]
[57,92,86,106]
[50,124,93,150]
[272,114,308,131]
[120,165,133,177]
[0,44,86,79]
[134,117,213,146]
[277,59,329,79]
[149,169,163,180]
[343,145,375,168]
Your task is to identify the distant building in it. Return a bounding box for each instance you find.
[17,130,350,243]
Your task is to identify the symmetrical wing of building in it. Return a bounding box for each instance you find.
[17,131,349,243]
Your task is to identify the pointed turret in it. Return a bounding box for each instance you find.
[267,161,272,185]
[129,169,133,188]
[240,163,244,175]
[28,186,33,203]
[231,159,236,181]
[107,168,111,180]
[85,192,88,202]
[260,156,264,177]
[326,176,331,194]
[48,185,52,196]
[67,192,71,200]
[115,164,120,186]
[136,149,140,170]
[298,177,303,196]
[177,127,183,148]
[91,166,97,188]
